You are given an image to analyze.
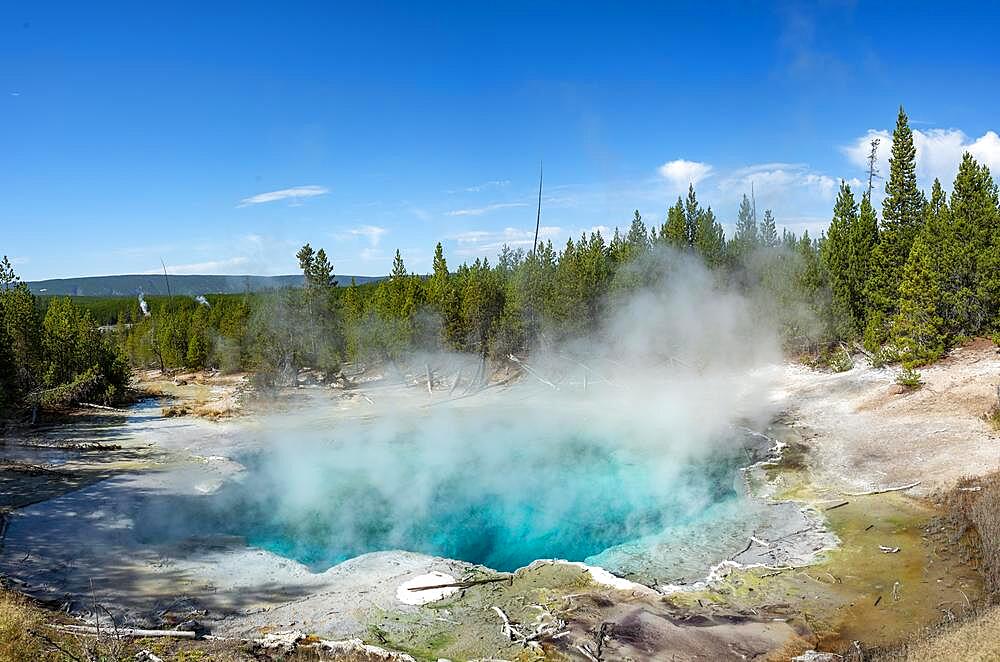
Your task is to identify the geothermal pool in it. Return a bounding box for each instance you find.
[139,436,745,573]
[127,400,774,580]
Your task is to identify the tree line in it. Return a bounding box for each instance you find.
[4,104,998,414]
[0,257,129,416]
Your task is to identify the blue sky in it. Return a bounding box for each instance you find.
[3,1,1000,280]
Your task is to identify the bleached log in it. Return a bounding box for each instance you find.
[79,402,127,412]
[842,481,921,497]
[50,624,197,638]
[508,355,557,390]
[492,606,513,640]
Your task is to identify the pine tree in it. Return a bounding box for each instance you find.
[0,257,40,411]
[693,206,726,267]
[870,106,925,319]
[661,197,687,249]
[732,193,758,256]
[626,210,649,252]
[296,243,316,278]
[684,185,701,246]
[893,234,946,365]
[821,181,859,337]
[427,242,450,305]
[949,154,1000,331]
[760,209,778,248]
[849,193,879,327]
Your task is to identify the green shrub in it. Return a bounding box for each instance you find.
[869,344,901,368]
[895,366,923,390]
[828,346,854,372]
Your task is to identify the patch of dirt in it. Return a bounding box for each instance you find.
[137,369,250,420]
[776,341,1000,496]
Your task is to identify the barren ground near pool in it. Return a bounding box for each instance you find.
[1,343,998,660]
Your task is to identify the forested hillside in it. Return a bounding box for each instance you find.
[3,105,998,410]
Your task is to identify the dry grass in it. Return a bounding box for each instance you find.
[0,588,256,661]
[862,606,1000,661]
[0,590,46,662]
[940,472,1000,596]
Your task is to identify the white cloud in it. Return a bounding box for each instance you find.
[450,226,561,255]
[150,256,250,275]
[719,163,839,202]
[237,185,329,207]
[349,225,388,247]
[451,179,511,193]
[446,202,530,217]
[843,128,1000,194]
[657,159,713,189]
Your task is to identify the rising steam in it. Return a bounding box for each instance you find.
[135,249,786,578]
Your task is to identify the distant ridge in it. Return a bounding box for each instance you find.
[26,274,382,297]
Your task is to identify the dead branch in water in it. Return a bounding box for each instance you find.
[508,355,557,390]
[408,575,513,591]
[824,501,850,511]
[425,364,433,395]
[842,481,921,497]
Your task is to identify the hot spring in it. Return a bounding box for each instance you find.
[133,385,778,581]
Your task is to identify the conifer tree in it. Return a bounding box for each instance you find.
[426,242,451,307]
[684,185,701,246]
[693,207,726,267]
[893,234,946,365]
[626,210,649,252]
[732,193,759,255]
[760,209,778,248]
[869,106,925,322]
[849,193,879,328]
[660,197,687,249]
[821,181,859,337]
[949,154,1000,331]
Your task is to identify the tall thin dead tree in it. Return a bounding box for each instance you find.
[532,161,543,255]
[866,137,881,198]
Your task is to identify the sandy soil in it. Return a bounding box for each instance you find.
[772,339,1000,496]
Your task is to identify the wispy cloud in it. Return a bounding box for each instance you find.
[658,159,713,190]
[718,163,842,201]
[449,179,511,194]
[450,226,561,255]
[446,201,529,217]
[237,185,329,207]
[349,225,388,247]
[150,256,250,275]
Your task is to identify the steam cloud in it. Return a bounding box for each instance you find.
[137,249,786,578]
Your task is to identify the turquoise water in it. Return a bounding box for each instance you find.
[208,431,747,573]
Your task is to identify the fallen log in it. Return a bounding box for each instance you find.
[824,501,850,512]
[80,402,127,412]
[508,355,557,390]
[49,624,197,639]
[842,481,921,497]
